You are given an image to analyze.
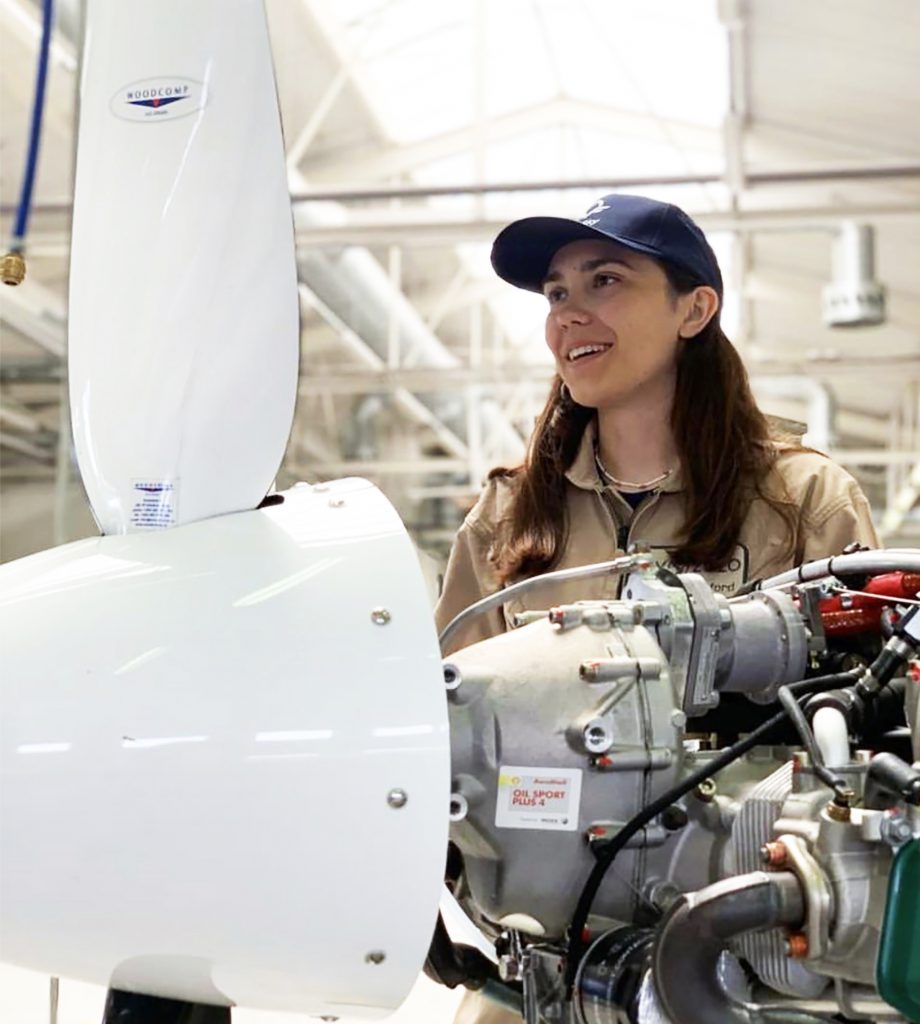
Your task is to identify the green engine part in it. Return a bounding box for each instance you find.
[877,837,920,1023]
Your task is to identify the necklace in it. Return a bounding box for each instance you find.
[594,451,674,491]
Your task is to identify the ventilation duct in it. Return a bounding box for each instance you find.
[295,199,526,468]
[821,222,886,328]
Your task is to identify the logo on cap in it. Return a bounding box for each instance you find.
[579,198,610,228]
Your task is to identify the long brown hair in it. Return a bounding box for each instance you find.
[489,262,799,585]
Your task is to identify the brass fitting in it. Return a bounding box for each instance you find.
[827,788,856,822]
[826,801,852,822]
[1,251,26,286]
[786,931,809,959]
[695,778,717,803]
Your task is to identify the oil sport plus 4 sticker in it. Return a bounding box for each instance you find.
[496,766,583,832]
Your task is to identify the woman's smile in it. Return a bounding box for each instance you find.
[564,342,614,369]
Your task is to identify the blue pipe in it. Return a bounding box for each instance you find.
[10,0,55,253]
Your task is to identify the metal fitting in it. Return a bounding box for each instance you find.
[386,788,408,809]
[498,953,523,983]
[880,811,916,848]
[371,607,391,625]
[786,931,809,959]
[823,798,852,823]
[761,841,789,868]
[1,251,26,286]
[364,950,386,965]
[579,656,661,682]
[695,778,718,803]
[548,605,582,630]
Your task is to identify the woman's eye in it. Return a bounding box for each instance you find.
[545,287,566,304]
[594,273,619,288]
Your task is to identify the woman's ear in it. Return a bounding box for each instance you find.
[678,286,720,339]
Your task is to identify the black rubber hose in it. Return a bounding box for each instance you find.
[423,912,505,991]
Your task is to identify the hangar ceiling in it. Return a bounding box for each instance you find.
[1,0,919,560]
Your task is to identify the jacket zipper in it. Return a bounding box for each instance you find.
[596,487,664,554]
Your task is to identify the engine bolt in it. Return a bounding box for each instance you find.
[880,812,915,848]
[443,663,461,690]
[786,932,809,959]
[583,719,613,754]
[761,841,788,868]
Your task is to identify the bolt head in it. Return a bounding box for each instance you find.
[365,950,386,965]
[371,607,391,625]
[583,719,613,754]
[761,841,788,868]
[449,793,468,821]
[881,812,915,847]
[443,663,461,690]
[387,788,408,809]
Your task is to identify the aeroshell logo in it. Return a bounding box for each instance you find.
[111,77,208,123]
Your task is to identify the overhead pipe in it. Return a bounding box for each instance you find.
[290,164,920,204]
[294,199,526,469]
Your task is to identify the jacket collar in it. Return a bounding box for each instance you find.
[564,416,684,494]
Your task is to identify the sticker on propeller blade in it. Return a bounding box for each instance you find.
[495,766,582,831]
[111,78,208,123]
[130,479,178,529]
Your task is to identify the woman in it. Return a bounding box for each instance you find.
[436,193,877,654]
[436,195,878,1021]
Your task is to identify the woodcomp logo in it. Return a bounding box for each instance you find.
[110,77,208,123]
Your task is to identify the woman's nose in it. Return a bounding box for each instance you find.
[555,300,591,328]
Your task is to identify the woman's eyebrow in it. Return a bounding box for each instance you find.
[542,257,635,286]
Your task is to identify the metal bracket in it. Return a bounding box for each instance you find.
[775,833,834,959]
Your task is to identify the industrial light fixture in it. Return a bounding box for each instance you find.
[821,221,886,328]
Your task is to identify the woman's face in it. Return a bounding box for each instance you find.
[543,238,694,411]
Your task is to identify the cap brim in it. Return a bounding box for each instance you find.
[490,217,606,293]
[490,215,678,294]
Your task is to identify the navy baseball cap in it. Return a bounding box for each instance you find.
[490,194,723,299]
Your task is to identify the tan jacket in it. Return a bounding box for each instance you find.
[436,420,878,653]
